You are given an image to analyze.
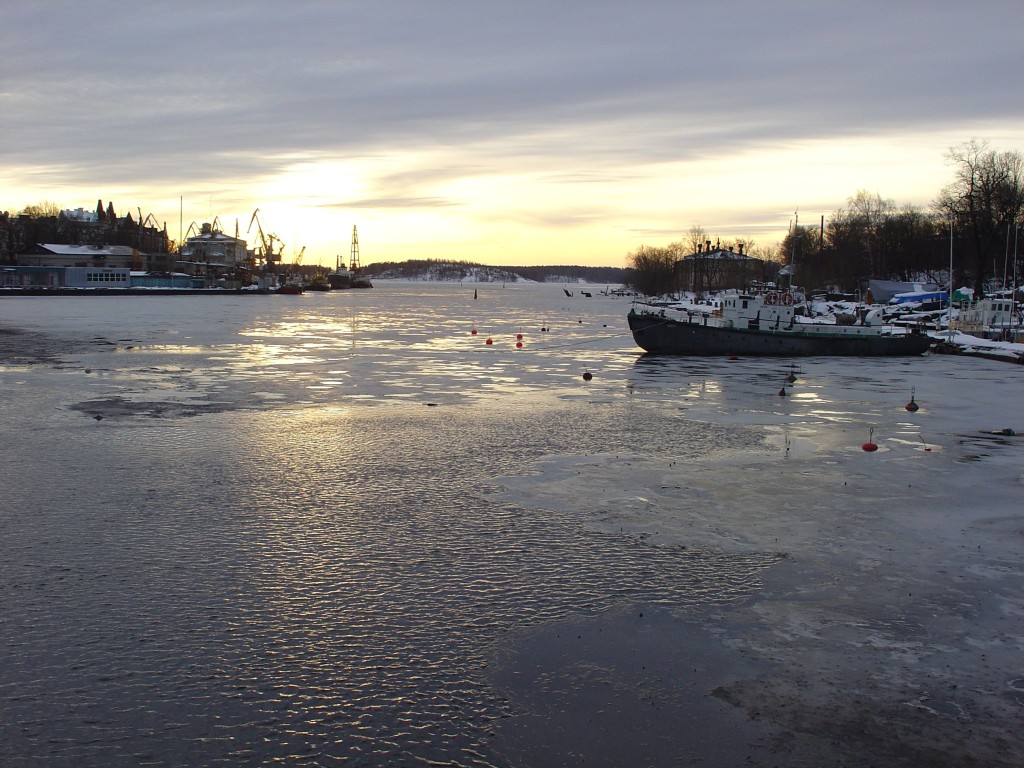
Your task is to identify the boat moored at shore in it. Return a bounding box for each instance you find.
[628,291,934,356]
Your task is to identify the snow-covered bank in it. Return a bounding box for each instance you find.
[932,329,1024,363]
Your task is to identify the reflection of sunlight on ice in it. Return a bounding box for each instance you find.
[789,391,821,402]
[887,436,942,453]
[807,408,861,424]
[234,345,326,368]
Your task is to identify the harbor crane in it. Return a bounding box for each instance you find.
[247,208,284,266]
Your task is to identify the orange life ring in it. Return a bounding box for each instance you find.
[782,293,794,305]
[764,293,776,305]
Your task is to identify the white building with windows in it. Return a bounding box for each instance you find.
[64,267,132,287]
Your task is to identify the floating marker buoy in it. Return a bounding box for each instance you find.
[785,364,798,383]
[729,355,738,361]
[582,371,593,381]
[905,387,919,412]
[862,427,878,452]
[778,386,787,396]
[515,341,523,348]
[541,326,548,332]
[516,333,523,340]
[485,338,493,345]
[471,329,478,335]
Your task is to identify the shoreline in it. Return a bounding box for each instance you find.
[0,287,271,297]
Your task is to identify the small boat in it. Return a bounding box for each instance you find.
[276,282,304,295]
[628,291,934,357]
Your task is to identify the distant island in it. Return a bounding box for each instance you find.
[360,259,628,285]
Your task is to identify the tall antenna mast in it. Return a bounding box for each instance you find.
[349,225,360,271]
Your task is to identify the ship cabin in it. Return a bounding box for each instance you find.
[721,292,798,331]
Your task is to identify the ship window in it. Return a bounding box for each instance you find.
[741,300,748,309]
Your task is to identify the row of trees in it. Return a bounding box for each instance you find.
[628,140,1024,297]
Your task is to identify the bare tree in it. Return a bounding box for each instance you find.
[685,225,707,254]
[19,201,62,218]
[934,140,1024,294]
[626,245,676,296]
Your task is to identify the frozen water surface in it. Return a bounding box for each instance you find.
[1,282,1023,767]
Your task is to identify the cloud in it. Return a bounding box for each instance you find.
[320,196,457,210]
[3,1,1023,264]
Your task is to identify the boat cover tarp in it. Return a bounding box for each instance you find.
[868,280,940,303]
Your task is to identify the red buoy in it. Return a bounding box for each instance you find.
[861,427,878,452]
[471,329,478,335]
[515,341,523,348]
[516,333,524,340]
[485,338,493,345]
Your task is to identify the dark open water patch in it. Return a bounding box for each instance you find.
[69,395,238,420]
[1,396,776,767]
[487,607,782,768]
[0,326,85,366]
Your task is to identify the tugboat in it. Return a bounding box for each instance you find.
[628,291,933,356]
[276,281,304,295]
[327,253,352,289]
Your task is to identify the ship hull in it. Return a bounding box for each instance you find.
[628,311,933,357]
[327,272,351,289]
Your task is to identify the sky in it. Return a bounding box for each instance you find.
[3,1,1023,268]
